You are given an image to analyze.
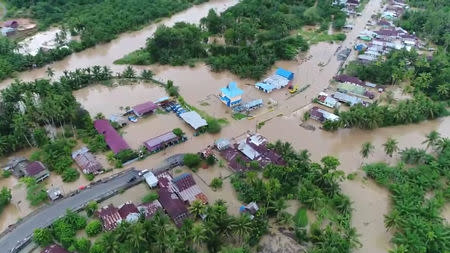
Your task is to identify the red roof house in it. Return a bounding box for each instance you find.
[24,161,49,182]
[42,244,69,253]
[94,119,130,154]
[132,101,158,117]
[118,202,140,223]
[334,75,365,86]
[96,204,122,231]
[156,172,189,227]
[137,200,163,219]
[172,173,208,205]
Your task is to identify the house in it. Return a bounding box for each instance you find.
[143,131,180,152]
[179,111,207,130]
[337,82,375,99]
[255,68,294,93]
[236,134,284,167]
[239,202,259,215]
[72,147,103,175]
[94,119,130,154]
[144,172,158,188]
[310,107,340,123]
[42,244,70,253]
[132,101,158,117]
[3,157,28,178]
[96,204,122,231]
[173,173,208,205]
[334,75,365,86]
[3,20,19,28]
[220,82,244,107]
[377,19,392,28]
[215,138,231,151]
[317,92,341,108]
[157,172,189,227]
[199,145,214,159]
[346,0,359,6]
[358,54,377,63]
[137,200,163,219]
[47,187,63,201]
[1,27,15,36]
[374,29,398,41]
[332,92,365,106]
[118,202,140,223]
[24,161,49,182]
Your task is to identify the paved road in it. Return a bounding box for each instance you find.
[0,153,185,253]
[0,169,140,252]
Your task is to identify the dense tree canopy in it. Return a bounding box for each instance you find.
[120,0,345,79]
[396,0,450,49]
[363,134,450,252]
[0,187,12,214]
[346,49,450,101]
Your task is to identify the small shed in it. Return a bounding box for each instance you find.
[144,172,158,188]
[109,114,128,127]
[47,187,63,201]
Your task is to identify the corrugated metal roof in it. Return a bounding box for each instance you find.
[94,119,130,154]
[275,68,294,80]
[179,111,207,130]
[221,82,243,98]
[143,131,178,150]
[132,101,157,116]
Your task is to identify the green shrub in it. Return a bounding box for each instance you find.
[85,201,98,217]
[183,153,201,168]
[86,220,103,237]
[210,178,223,190]
[0,187,12,213]
[114,149,139,163]
[295,208,308,227]
[62,168,80,182]
[206,119,221,134]
[33,228,53,247]
[142,192,159,203]
[2,170,12,178]
[172,128,184,137]
[206,155,216,166]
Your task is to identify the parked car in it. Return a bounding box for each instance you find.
[128,116,138,123]
[138,169,149,177]
[127,176,137,183]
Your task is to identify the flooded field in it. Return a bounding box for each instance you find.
[17,27,71,56]
[73,81,167,116]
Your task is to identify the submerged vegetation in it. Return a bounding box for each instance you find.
[0,187,12,214]
[118,0,346,79]
[363,132,450,252]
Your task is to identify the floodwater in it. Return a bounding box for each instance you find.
[73,81,167,117]
[1,0,449,252]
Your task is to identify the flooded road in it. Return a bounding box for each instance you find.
[1,0,449,252]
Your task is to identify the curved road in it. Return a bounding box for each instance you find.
[0,154,184,253]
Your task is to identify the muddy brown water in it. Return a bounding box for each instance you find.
[1,0,449,252]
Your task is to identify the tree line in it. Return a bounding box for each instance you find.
[118,0,346,79]
[34,201,258,253]
[362,131,450,253]
[322,94,448,131]
[346,49,450,101]
[0,0,207,81]
[232,141,359,252]
[396,0,450,50]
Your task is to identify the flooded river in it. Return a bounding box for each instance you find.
[1,0,449,252]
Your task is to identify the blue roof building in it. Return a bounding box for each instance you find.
[275,68,294,80]
[220,82,244,107]
[255,82,274,93]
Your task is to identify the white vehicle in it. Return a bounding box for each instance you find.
[138,169,149,177]
[343,24,353,30]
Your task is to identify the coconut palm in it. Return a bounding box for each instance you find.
[434,138,450,153]
[422,130,440,150]
[101,232,121,253]
[46,67,55,78]
[384,209,402,231]
[360,142,375,159]
[233,214,253,243]
[127,222,147,252]
[191,223,207,248]
[383,138,399,157]
[388,244,408,253]
[189,199,207,218]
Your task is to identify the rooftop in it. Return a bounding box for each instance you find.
[221,82,244,98]
[275,68,294,80]
[334,75,365,86]
[96,204,122,231]
[118,202,140,222]
[132,101,158,116]
[143,131,178,150]
[179,111,207,130]
[42,244,69,253]
[25,161,46,176]
[94,119,130,154]
[137,200,163,219]
[72,147,103,174]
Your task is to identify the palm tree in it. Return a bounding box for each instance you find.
[388,244,408,253]
[127,223,147,252]
[233,214,252,243]
[360,142,375,159]
[437,84,449,98]
[435,138,450,153]
[101,232,121,253]
[189,200,207,218]
[191,223,207,249]
[384,209,401,231]
[46,67,55,78]
[383,138,399,157]
[422,130,440,150]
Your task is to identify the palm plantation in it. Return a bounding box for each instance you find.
[360,142,375,159]
[383,138,399,157]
